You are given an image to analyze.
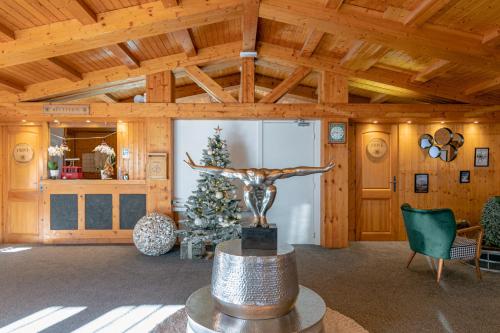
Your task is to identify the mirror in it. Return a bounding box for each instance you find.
[419,134,433,149]
[434,127,453,145]
[428,145,441,158]
[450,132,464,148]
[440,144,458,162]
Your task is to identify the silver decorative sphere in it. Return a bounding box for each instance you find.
[133,213,177,256]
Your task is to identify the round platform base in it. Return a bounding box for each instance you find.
[186,285,326,333]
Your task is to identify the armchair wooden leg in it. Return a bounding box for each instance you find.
[437,258,444,283]
[475,257,482,280]
[407,251,417,268]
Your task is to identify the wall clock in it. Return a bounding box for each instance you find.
[328,122,346,144]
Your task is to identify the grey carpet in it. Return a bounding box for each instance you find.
[0,242,499,333]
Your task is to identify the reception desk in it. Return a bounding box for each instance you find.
[42,180,147,244]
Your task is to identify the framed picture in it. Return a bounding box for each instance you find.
[328,122,347,144]
[414,173,429,193]
[459,170,470,184]
[474,148,489,167]
[148,153,168,180]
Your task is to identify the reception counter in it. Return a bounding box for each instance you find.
[42,179,147,244]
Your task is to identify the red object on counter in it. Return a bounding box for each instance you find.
[61,166,83,179]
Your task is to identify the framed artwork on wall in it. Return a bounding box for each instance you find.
[459,170,470,184]
[148,153,168,180]
[328,122,347,144]
[474,148,489,167]
[414,173,429,193]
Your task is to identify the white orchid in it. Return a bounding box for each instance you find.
[48,145,70,157]
[93,143,116,157]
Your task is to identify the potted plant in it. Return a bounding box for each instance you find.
[47,144,69,179]
[93,142,116,179]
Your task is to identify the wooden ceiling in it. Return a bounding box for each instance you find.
[0,0,498,105]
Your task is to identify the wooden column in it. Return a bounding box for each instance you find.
[319,71,350,248]
[146,70,175,103]
[145,71,175,216]
[240,57,255,103]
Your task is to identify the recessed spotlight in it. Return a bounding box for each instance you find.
[118,120,123,123]
[54,119,60,123]
[473,121,479,124]
[407,120,412,124]
[85,119,91,123]
[440,121,445,124]
[373,120,378,124]
[21,119,26,123]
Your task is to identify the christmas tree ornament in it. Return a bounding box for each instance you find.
[215,192,224,199]
[133,213,176,256]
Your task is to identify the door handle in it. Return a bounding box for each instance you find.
[389,176,397,192]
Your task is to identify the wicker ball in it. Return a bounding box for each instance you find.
[133,213,177,256]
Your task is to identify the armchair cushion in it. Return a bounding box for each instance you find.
[450,236,477,260]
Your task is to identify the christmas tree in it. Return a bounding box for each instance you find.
[180,126,242,247]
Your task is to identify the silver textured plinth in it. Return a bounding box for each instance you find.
[187,285,325,333]
[211,239,299,319]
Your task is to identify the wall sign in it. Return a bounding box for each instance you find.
[328,122,346,144]
[366,138,388,159]
[43,104,90,115]
[13,143,34,163]
[148,153,167,180]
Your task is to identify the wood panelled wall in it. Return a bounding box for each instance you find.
[399,123,499,225]
[117,121,146,180]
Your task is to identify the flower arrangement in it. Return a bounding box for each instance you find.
[93,142,116,179]
[47,145,70,170]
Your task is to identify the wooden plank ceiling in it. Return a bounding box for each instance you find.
[0,0,498,105]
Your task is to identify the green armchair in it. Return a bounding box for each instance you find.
[401,203,483,282]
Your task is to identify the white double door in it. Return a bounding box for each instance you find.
[174,120,320,244]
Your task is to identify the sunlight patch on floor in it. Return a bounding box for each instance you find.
[0,306,86,333]
[0,247,32,253]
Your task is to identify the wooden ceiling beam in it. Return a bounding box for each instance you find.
[161,0,179,6]
[465,76,500,96]
[411,59,452,82]
[1,103,498,122]
[259,0,500,73]
[370,93,390,103]
[46,58,83,81]
[0,0,242,69]
[96,93,118,103]
[0,23,15,41]
[184,65,238,103]
[257,42,498,104]
[104,44,140,69]
[259,66,312,103]
[171,30,197,57]
[64,0,97,25]
[482,27,500,48]
[403,0,450,27]
[0,78,24,94]
[242,0,260,51]
[44,79,145,102]
[240,57,255,103]
[340,40,390,71]
[18,42,240,102]
[298,0,340,57]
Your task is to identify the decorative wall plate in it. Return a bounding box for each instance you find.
[13,143,34,163]
[434,127,453,145]
[418,134,433,149]
[366,138,388,159]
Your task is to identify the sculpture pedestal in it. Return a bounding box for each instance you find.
[211,239,298,319]
[186,286,325,333]
[241,223,277,250]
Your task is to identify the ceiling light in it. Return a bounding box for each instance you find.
[118,120,123,123]
[407,120,412,124]
[54,119,60,123]
[440,121,445,124]
[21,119,26,123]
[473,121,479,124]
[373,120,378,124]
[86,120,91,123]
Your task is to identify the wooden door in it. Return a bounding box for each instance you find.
[3,126,43,243]
[355,124,400,241]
